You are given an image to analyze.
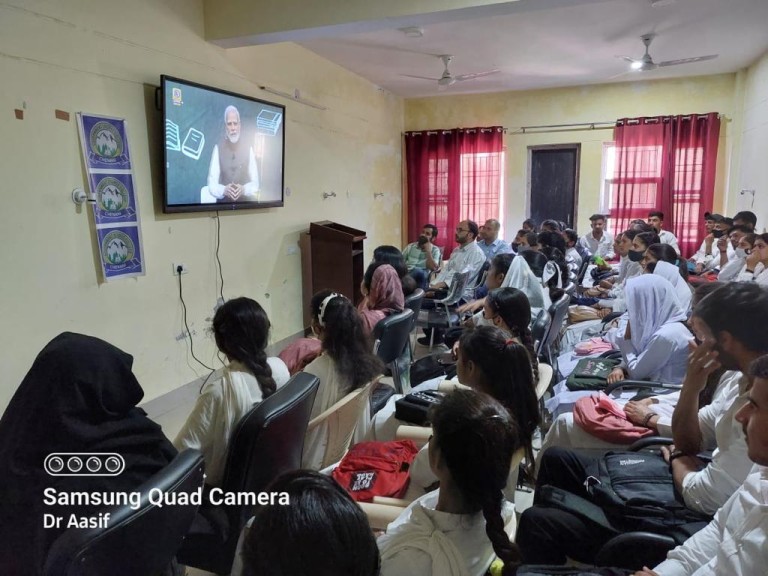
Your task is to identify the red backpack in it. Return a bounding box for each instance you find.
[332,440,419,502]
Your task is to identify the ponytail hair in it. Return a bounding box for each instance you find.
[486,287,538,380]
[646,243,689,281]
[310,290,383,393]
[458,326,540,471]
[213,297,276,398]
[429,390,522,576]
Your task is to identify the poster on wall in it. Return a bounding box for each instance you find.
[76,113,145,281]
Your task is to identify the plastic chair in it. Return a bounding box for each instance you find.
[541,294,571,371]
[44,450,205,576]
[176,372,320,574]
[303,380,374,469]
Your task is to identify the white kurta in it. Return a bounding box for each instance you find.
[173,357,290,486]
[655,465,768,576]
[378,490,515,576]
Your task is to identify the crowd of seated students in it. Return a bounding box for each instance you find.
[4,208,766,576]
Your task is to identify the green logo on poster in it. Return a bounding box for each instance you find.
[101,231,135,265]
[96,177,129,212]
[89,121,123,159]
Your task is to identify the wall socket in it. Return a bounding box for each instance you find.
[172,262,189,275]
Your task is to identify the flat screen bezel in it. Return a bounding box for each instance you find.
[161,75,286,213]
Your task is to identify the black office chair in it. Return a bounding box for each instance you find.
[373,309,415,399]
[44,450,205,576]
[404,288,425,322]
[540,294,571,372]
[176,372,320,574]
[530,308,551,358]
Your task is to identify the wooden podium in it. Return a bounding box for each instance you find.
[299,221,367,330]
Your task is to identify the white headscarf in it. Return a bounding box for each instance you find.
[625,274,687,353]
[652,260,692,314]
[501,256,547,310]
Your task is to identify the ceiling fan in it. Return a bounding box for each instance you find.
[621,34,718,72]
[402,55,500,89]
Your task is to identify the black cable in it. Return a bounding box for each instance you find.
[215,211,225,303]
[177,269,215,372]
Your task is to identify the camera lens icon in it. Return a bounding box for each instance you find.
[45,453,125,476]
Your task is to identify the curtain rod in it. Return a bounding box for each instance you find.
[510,121,615,135]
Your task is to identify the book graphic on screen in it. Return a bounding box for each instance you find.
[165,120,181,151]
[182,128,205,160]
[257,110,283,136]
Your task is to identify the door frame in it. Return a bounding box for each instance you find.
[526,144,581,228]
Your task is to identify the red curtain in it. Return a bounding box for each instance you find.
[611,113,720,258]
[405,127,503,259]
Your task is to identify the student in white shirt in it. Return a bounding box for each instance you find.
[736,233,768,286]
[692,213,733,274]
[634,353,768,576]
[648,211,681,256]
[717,228,754,281]
[427,219,487,301]
[378,389,521,576]
[578,213,615,259]
[174,297,290,487]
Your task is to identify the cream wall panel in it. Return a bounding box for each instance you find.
[0,0,403,409]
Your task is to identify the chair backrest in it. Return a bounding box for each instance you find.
[471,260,491,291]
[372,309,414,363]
[530,309,551,356]
[304,380,374,469]
[44,450,205,576]
[439,270,471,306]
[404,288,425,327]
[221,372,320,528]
[535,363,554,400]
[576,258,592,285]
[543,294,571,351]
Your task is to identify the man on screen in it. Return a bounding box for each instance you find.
[206,105,260,202]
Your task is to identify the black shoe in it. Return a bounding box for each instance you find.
[417,336,443,346]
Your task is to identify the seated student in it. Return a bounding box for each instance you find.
[647,211,681,256]
[517,283,767,565]
[521,249,567,309]
[456,252,514,317]
[0,333,178,575]
[302,291,384,469]
[737,232,768,286]
[562,229,588,268]
[378,389,521,576]
[633,353,768,576]
[537,230,567,255]
[425,220,486,301]
[719,231,756,281]
[174,297,290,487]
[483,287,539,377]
[647,252,693,314]
[540,282,724,456]
[409,327,540,496]
[235,470,381,576]
[578,214,615,259]
[732,209,757,232]
[477,218,512,260]
[401,224,441,290]
[518,231,540,253]
[358,263,405,334]
[372,245,416,297]
[522,218,537,233]
[692,213,733,274]
[595,231,660,314]
[540,219,561,233]
[587,229,643,297]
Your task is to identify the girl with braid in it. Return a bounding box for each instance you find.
[409,326,540,499]
[484,287,539,381]
[378,389,522,576]
[174,297,290,487]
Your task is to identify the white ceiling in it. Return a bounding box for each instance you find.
[299,0,768,98]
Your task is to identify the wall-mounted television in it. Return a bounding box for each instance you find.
[161,75,285,213]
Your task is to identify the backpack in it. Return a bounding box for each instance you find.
[394,390,445,425]
[332,440,419,502]
[539,450,710,544]
[410,354,457,386]
[565,358,622,391]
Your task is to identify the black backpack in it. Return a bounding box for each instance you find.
[539,451,711,544]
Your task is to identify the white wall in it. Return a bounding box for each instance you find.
[729,50,768,229]
[0,0,403,409]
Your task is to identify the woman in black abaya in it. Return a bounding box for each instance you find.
[0,333,177,575]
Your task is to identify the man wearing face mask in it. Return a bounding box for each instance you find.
[692,213,733,274]
[718,228,755,282]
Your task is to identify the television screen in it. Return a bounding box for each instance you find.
[161,75,285,213]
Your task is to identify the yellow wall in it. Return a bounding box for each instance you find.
[0,0,403,409]
[730,50,768,229]
[405,74,738,235]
